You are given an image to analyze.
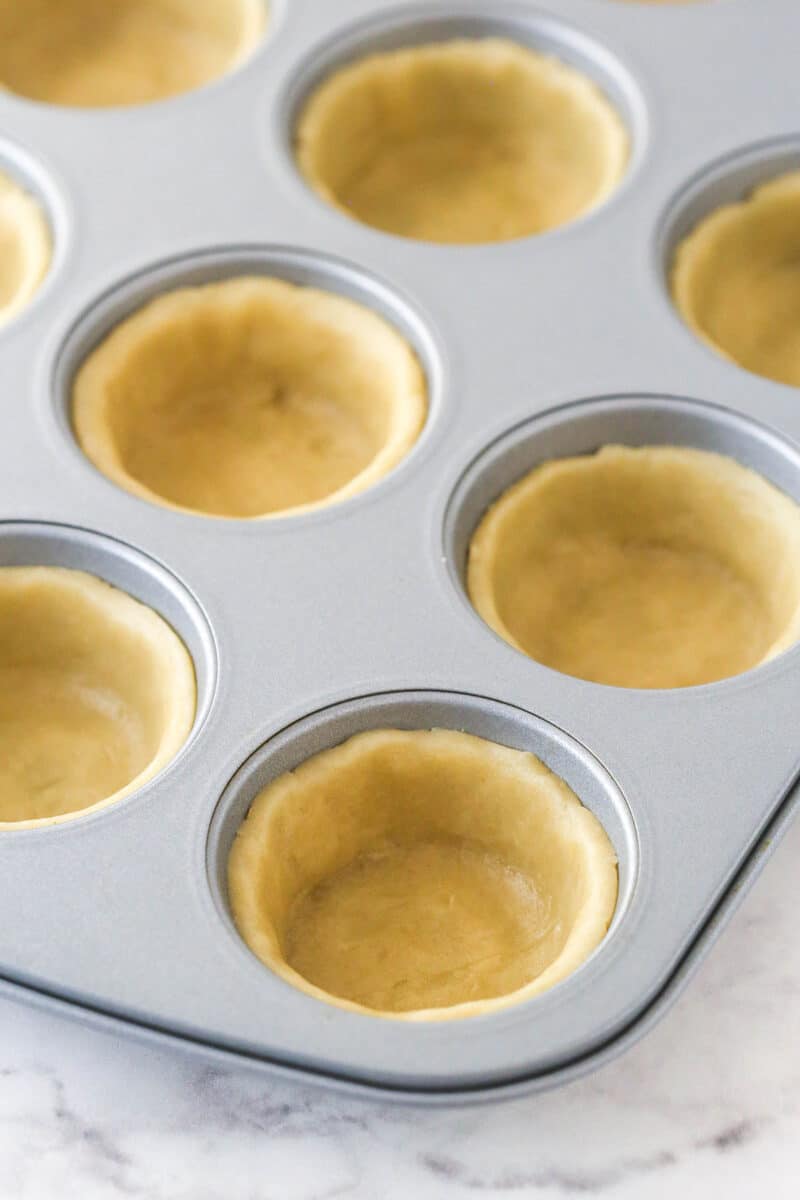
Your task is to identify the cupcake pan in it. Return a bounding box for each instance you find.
[0,0,799,1101]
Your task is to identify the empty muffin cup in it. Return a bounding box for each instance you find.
[467,445,800,689]
[0,0,265,108]
[295,38,629,244]
[72,277,427,519]
[0,168,50,326]
[672,172,800,387]
[228,728,618,1020]
[0,566,196,828]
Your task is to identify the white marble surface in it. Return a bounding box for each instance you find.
[1,819,798,1199]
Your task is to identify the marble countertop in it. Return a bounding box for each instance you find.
[1,819,798,1200]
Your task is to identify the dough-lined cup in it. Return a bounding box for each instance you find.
[228,728,618,1020]
[468,445,800,689]
[296,38,629,244]
[72,277,427,520]
[0,566,196,828]
[672,172,800,388]
[0,0,265,108]
[0,168,50,326]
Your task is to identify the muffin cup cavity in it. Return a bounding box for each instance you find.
[447,397,800,690]
[291,11,637,244]
[0,0,266,108]
[209,691,636,1023]
[0,165,51,328]
[65,261,430,520]
[671,170,800,387]
[0,523,214,830]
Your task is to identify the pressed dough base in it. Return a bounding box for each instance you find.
[228,729,618,1019]
[0,169,50,326]
[0,670,155,823]
[296,39,628,244]
[0,567,196,827]
[468,446,800,689]
[672,172,800,388]
[72,277,426,519]
[0,0,265,108]
[285,840,558,1013]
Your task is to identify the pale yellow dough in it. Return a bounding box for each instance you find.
[0,567,196,828]
[468,446,800,689]
[672,173,800,388]
[0,169,50,327]
[0,0,265,108]
[72,278,426,519]
[296,39,629,244]
[228,728,618,1020]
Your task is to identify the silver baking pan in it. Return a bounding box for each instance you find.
[1,0,799,1102]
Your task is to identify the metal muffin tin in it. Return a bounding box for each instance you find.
[1,0,799,1103]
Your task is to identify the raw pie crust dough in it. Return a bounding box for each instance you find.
[0,0,265,108]
[228,729,618,1020]
[0,169,50,327]
[296,39,629,244]
[0,567,196,828]
[468,445,800,689]
[72,277,427,519]
[672,173,800,388]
